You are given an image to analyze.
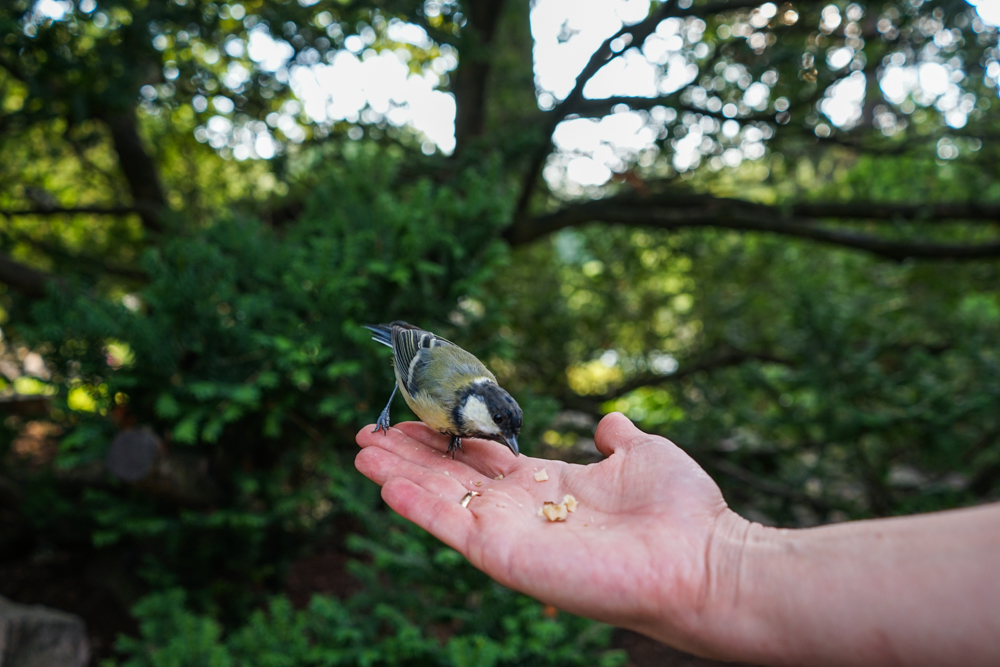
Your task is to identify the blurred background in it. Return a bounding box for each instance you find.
[1,0,999,664]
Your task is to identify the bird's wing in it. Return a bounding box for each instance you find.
[391,323,455,395]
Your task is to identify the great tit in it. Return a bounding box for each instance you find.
[363,321,522,458]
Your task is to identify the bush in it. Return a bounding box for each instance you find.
[6,147,621,664]
[106,446,624,667]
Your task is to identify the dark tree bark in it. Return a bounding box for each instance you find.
[452,0,508,154]
[0,252,51,299]
[103,110,166,234]
[504,192,1000,260]
[0,207,138,218]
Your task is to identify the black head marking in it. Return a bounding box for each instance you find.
[478,384,523,440]
[450,382,523,445]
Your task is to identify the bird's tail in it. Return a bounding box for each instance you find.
[362,324,393,348]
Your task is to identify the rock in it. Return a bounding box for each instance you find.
[104,428,217,505]
[0,596,90,667]
[106,428,162,482]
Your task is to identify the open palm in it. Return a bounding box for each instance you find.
[355,412,741,654]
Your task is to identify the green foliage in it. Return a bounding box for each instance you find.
[5,144,626,664]
[677,238,1000,523]
[105,464,625,667]
[112,590,232,667]
[0,140,626,664]
[8,147,511,607]
[3,0,1000,663]
[522,223,1000,525]
[109,587,624,667]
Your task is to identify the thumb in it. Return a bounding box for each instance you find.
[594,412,648,457]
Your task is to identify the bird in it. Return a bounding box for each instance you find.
[363,321,522,458]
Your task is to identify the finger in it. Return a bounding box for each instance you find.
[356,444,537,521]
[358,423,445,462]
[357,423,435,452]
[373,421,447,450]
[381,477,474,554]
[355,446,475,500]
[593,412,649,457]
[393,421,521,479]
[358,423,500,484]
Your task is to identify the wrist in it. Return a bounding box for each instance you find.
[692,509,783,663]
[633,508,774,661]
[696,516,887,666]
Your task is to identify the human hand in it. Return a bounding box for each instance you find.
[355,413,750,657]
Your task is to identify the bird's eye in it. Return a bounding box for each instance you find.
[492,413,503,424]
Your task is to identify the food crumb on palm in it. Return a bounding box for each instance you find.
[562,494,578,512]
[538,495,578,522]
[540,502,568,521]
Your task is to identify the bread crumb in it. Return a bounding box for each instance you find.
[474,481,482,487]
[533,469,549,482]
[541,501,568,522]
[444,471,450,476]
[493,474,504,480]
[537,495,579,522]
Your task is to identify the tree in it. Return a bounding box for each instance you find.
[2,0,998,275]
[1,0,999,662]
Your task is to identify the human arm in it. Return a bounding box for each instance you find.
[710,500,1000,665]
[354,412,1000,666]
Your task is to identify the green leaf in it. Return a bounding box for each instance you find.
[155,392,182,419]
[173,411,203,444]
[189,382,219,400]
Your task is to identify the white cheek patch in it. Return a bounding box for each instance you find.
[460,395,500,435]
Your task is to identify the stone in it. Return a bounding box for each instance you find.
[106,428,161,482]
[0,596,90,667]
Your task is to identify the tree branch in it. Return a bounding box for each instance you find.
[0,228,143,293]
[571,95,685,117]
[791,202,1000,222]
[102,110,167,233]
[0,251,52,299]
[504,192,1000,261]
[512,0,764,223]
[561,349,789,412]
[0,206,140,217]
[0,53,29,82]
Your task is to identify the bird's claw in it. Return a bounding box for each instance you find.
[447,436,464,459]
[373,408,391,435]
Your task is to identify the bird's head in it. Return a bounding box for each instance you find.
[455,381,522,456]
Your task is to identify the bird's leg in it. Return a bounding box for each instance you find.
[447,435,464,459]
[373,385,398,435]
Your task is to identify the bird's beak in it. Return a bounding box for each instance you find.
[502,434,519,456]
